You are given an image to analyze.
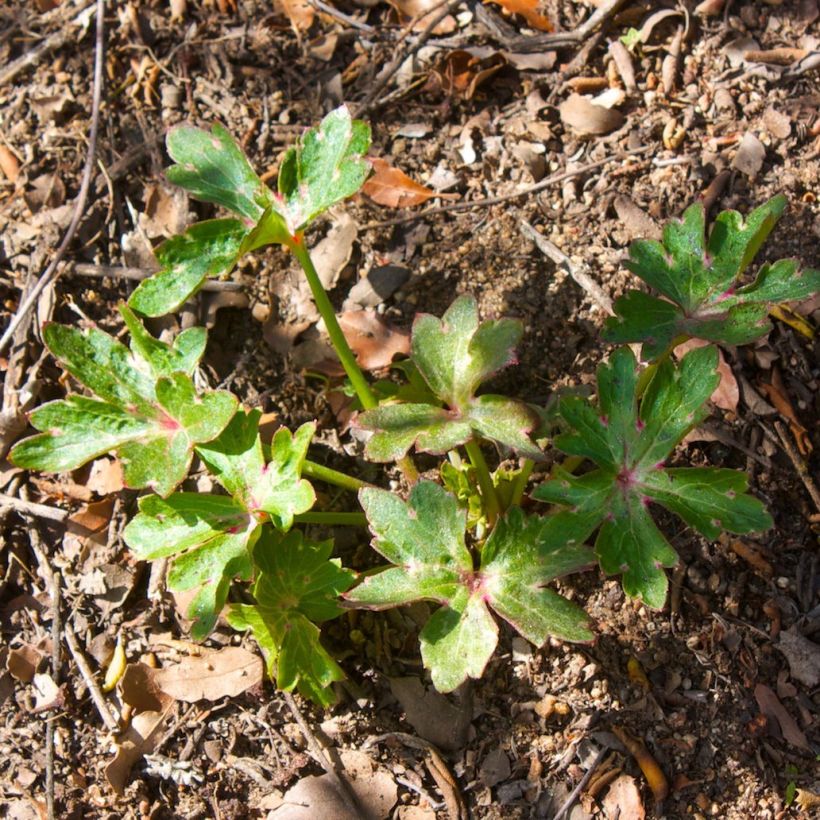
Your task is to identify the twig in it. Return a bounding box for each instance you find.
[309,0,375,33]
[553,745,609,820]
[282,691,361,815]
[772,420,820,514]
[0,1,96,87]
[509,0,628,52]
[363,146,650,229]
[64,263,245,291]
[64,623,121,733]
[0,493,69,523]
[355,0,462,116]
[45,573,61,820]
[520,220,614,314]
[0,0,105,357]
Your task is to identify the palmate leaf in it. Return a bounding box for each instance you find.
[123,409,316,638]
[10,309,237,497]
[345,481,592,692]
[227,529,355,706]
[357,296,542,462]
[533,346,773,609]
[604,196,820,359]
[129,219,249,317]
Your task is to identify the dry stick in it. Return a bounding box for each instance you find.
[553,745,610,820]
[0,493,69,523]
[509,0,628,51]
[64,623,121,733]
[363,146,651,229]
[282,691,362,815]
[520,220,614,314]
[0,1,96,87]
[0,0,105,357]
[772,420,820,514]
[354,0,462,116]
[45,573,61,820]
[66,263,245,291]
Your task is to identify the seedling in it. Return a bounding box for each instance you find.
[10,106,817,706]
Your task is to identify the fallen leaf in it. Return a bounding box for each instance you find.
[777,628,820,688]
[24,174,66,214]
[431,50,506,100]
[339,310,410,371]
[612,725,669,803]
[479,748,511,788]
[345,264,411,309]
[152,646,263,702]
[753,683,810,751]
[559,93,625,136]
[387,0,456,34]
[270,749,397,820]
[363,158,458,209]
[485,0,552,31]
[388,676,471,751]
[7,645,44,683]
[311,213,358,289]
[602,775,646,819]
[140,183,188,239]
[275,0,315,31]
[0,145,20,183]
[68,498,114,538]
[32,672,62,712]
[732,132,766,179]
[86,457,124,496]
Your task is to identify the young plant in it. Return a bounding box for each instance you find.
[604,195,820,360]
[532,345,773,608]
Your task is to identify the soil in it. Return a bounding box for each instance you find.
[1,1,818,819]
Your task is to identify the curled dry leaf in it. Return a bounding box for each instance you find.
[559,94,625,136]
[363,158,459,209]
[431,50,506,100]
[339,309,410,371]
[753,683,810,751]
[612,725,669,803]
[602,775,646,820]
[485,0,552,32]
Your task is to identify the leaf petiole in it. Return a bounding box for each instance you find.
[302,459,370,492]
[508,458,535,508]
[465,440,501,527]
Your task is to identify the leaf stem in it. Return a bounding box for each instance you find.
[290,235,377,410]
[509,458,535,507]
[302,460,369,492]
[295,511,368,527]
[465,440,501,526]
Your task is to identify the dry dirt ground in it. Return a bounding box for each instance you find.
[1,1,819,818]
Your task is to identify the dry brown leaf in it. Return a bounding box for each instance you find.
[363,158,458,209]
[339,310,410,371]
[32,672,62,712]
[7,645,44,683]
[612,725,669,803]
[723,536,774,579]
[484,0,552,31]
[602,775,646,820]
[0,145,20,183]
[431,50,506,100]
[67,498,114,538]
[311,213,358,288]
[759,368,812,454]
[777,628,820,688]
[275,0,314,31]
[387,0,456,34]
[559,93,625,135]
[732,132,766,179]
[152,646,263,702]
[86,457,124,496]
[753,683,810,751]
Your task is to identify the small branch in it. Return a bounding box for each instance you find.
[772,421,820,514]
[64,623,121,733]
[283,691,362,816]
[45,573,61,820]
[553,745,609,820]
[0,0,106,357]
[363,147,651,230]
[64,263,245,292]
[509,0,628,52]
[0,493,69,523]
[520,220,613,315]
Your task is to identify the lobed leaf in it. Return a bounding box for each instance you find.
[128,218,248,317]
[227,529,354,706]
[533,346,772,608]
[122,409,317,637]
[347,482,593,692]
[604,196,820,359]
[358,295,541,461]
[11,318,237,497]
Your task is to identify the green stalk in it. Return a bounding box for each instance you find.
[509,458,535,507]
[302,460,369,492]
[465,440,501,526]
[295,511,368,526]
[290,235,377,410]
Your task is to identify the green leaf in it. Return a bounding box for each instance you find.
[166,124,272,222]
[533,346,773,608]
[196,409,316,531]
[120,304,205,376]
[346,481,592,692]
[227,529,354,706]
[358,296,542,461]
[11,319,237,497]
[128,218,248,317]
[273,107,371,234]
[604,196,820,359]
[122,409,317,637]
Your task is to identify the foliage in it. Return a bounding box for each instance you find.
[533,346,773,608]
[604,196,820,359]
